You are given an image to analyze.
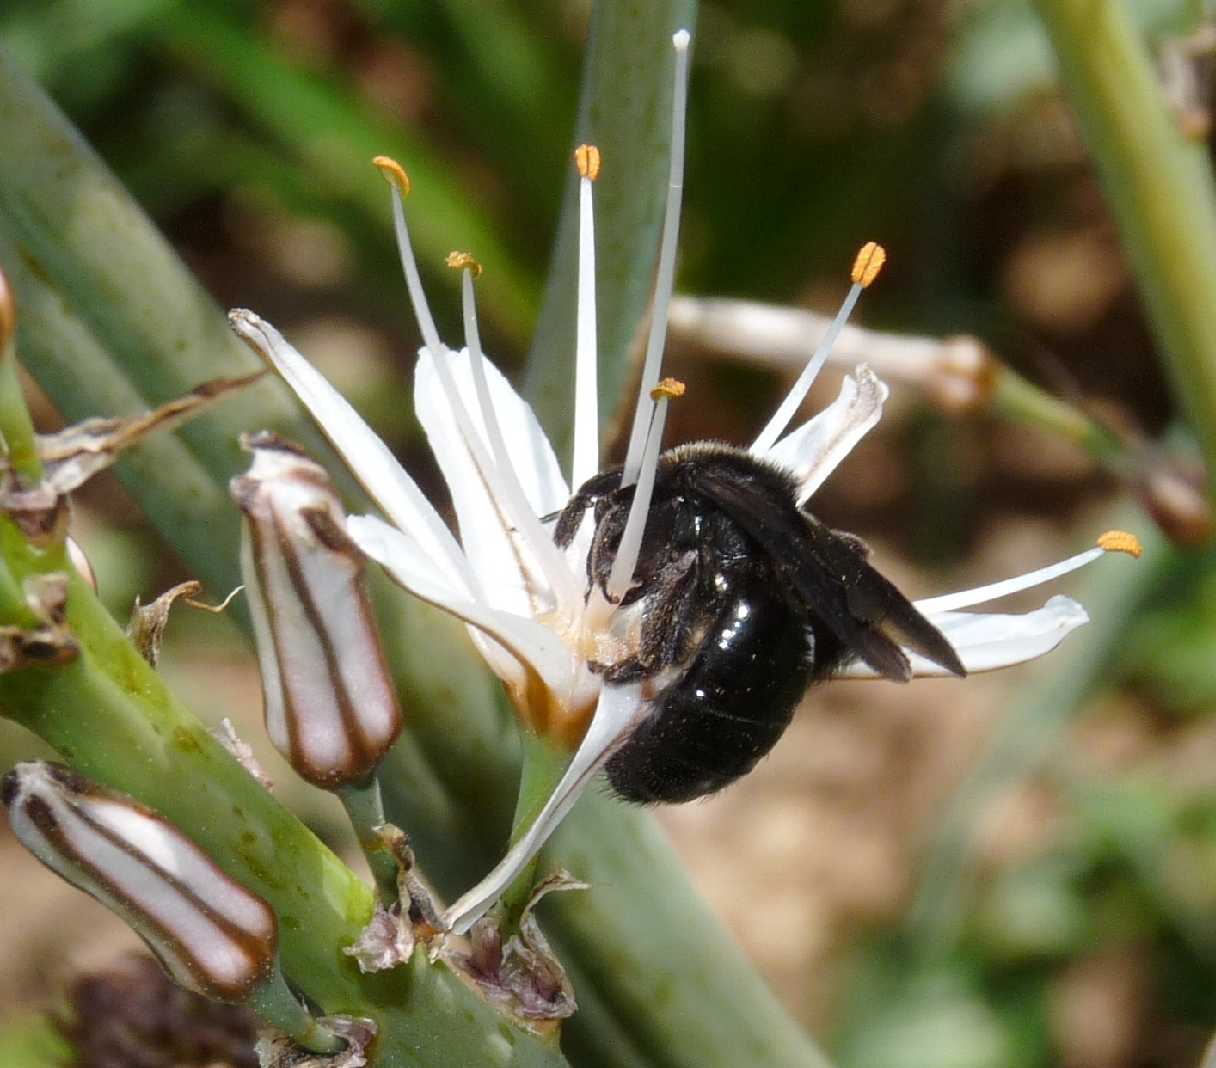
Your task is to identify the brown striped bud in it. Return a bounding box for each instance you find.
[2,762,278,1003]
[232,432,402,788]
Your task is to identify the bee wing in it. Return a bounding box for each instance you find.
[694,471,966,682]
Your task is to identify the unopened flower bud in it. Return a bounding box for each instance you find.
[2,762,278,1003]
[231,432,402,788]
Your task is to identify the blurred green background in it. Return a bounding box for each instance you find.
[2,1,1216,1066]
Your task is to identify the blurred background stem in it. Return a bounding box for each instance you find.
[1033,0,1216,503]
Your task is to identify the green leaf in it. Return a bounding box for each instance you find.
[525,0,698,462]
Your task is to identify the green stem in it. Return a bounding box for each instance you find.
[991,366,1125,466]
[337,776,400,907]
[0,354,42,483]
[1032,0,1216,499]
[249,962,346,1056]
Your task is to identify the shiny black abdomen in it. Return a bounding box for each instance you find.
[605,572,829,803]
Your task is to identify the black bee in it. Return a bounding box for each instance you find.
[553,442,967,804]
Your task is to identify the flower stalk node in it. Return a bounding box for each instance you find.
[446,870,587,1029]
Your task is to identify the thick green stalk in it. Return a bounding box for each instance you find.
[525,0,698,459]
[1032,0,1216,500]
[0,46,342,605]
[338,777,401,907]
[0,313,41,482]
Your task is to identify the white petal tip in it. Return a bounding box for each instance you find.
[673,29,691,49]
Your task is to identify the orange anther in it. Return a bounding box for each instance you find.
[444,251,483,277]
[372,155,411,197]
[650,377,686,400]
[1097,530,1143,558]
[850,241,887,288]
[574,144,602,181]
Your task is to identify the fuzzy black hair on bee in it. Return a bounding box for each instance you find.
[554,442,966,803]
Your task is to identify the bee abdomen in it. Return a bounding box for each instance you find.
[605,576,822,803]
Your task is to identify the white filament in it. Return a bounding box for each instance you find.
[621,29,691,487]
[442,682,644,934]
[572,172,600,490]
[914,546,1106,616]
[750,280,863,455]
[386,185,443,357]
[460,269,582,613]
[607,396,670,602]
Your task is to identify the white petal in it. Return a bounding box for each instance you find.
[763,366,888,505]
[348,514,576,697]
[415,347,569,616]
[833,595,1089,678]
[229,309,475,599]
[442,681,646,934]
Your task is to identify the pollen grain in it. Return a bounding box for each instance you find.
[1097,530,1143,557]
[851,241,887,288]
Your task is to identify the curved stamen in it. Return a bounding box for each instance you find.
[621,29,692,487]
[373,156,444,357]
[914,530,1142,615]
[607,379,684,601]
[751,242,886,455]
[458,262,582,614]
[572,144,601,490]
[375,164,581,619]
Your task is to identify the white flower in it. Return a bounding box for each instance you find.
[229,30,1138,934]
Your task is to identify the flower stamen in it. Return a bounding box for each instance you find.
[453,257,582,614]
[751,241,887,455]
[620,30,692,488]
[915,530,1142,615]
[378,157,582,619]
[573,144,601,489]
[373,155,444,357]
[606,380,684,602]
